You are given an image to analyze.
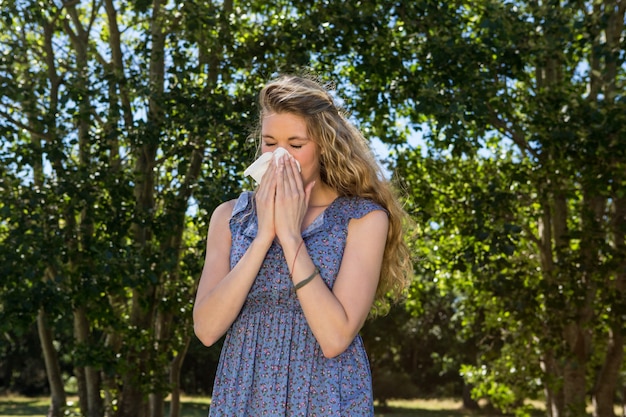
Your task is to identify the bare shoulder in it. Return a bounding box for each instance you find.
[211,199,238,221]
[347,209,389,242]
[350,208,389,229]
[206,198,239,237]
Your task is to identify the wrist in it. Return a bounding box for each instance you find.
[281,234,303,251]
[288,238,306,281]
[252,235,274,251]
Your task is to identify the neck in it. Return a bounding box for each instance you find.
[307,181,338,208]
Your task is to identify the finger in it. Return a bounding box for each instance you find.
[283,155,301,196]
[275,156,285,199]
[257,162,277,204]
[260,158,277,186]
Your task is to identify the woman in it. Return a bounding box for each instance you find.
[193,74,412,416]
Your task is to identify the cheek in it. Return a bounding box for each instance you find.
[296,152,319,177]
[294,152,310,169]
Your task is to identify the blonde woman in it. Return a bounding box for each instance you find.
[193,74,412,416]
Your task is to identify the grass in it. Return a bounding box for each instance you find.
[0,396,49,417]
[374,398,484,417]
[0,395,486,417]
[5,394,620,417]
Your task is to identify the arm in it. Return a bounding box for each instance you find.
[192,200,273,346]
[282,210,388,358]
[193,162,279,346]
[274,155,387,357]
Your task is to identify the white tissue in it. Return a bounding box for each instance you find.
[244,147,301,184]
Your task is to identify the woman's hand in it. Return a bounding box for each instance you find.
[274,154,314,243]
[254,156,278,245]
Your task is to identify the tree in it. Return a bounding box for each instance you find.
[323,1,626,416]
[0,0,318,416]
[3,1,624,416]
[4,0,416,413]
[283,0,625,415]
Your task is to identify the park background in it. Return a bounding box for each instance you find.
[1,1,625,417]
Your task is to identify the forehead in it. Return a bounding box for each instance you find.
[261,112,308,135]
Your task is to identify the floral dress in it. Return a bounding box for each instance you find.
[208,191,384,417]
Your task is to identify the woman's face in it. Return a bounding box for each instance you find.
[261,112,321,185]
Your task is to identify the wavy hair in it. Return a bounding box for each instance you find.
[255,74,413,313]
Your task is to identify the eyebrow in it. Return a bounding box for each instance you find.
[261,134,309,141]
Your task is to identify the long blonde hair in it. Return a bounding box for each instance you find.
[256,74,413,313]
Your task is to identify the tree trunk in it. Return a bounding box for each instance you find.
[168,336,191,417]
[61,6,104,416]
[541,349,564,417]
[462,383,480,410]
[74,363,88,416]
[32,23,66,415]
[557,183,600,417]
[537,192,566,417]
[588,3,626,414]
[592,326,622,417]
[104,0,133,131]
[116,362,145,417]
[37,308,66,417]
[594,195,626,417]
[74,306,104,417]
[149,307,169,417]
[561,325,588,417]
[117,0,167,414]
[149,393,164,417]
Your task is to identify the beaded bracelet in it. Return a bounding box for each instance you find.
[294,267,320,291]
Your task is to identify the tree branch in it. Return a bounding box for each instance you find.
[0,109,52,141]
[487,111,539,160]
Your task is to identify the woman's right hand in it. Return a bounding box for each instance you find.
[254,157,277,245]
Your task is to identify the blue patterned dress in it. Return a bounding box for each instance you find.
[208,191,384,417]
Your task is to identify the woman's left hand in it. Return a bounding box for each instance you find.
[274,154,314,243]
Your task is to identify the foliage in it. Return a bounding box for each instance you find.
[301,0,626,415]
[340,1,626,416]
[0,0,312,415]
[1,1,625,417]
